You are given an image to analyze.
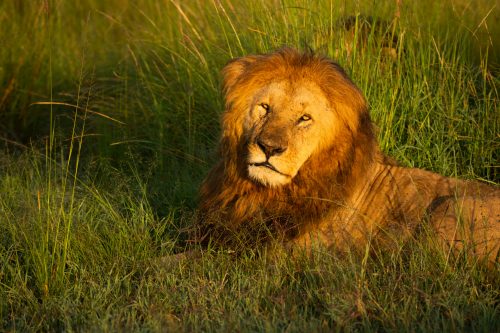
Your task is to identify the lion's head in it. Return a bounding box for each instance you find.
[197,48,380,244]
[221,48,374,187]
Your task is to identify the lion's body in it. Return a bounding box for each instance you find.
[292,164,499,260]
[197,48,499,263]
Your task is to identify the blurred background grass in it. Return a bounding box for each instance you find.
[0,0,498,331]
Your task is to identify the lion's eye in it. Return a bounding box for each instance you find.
[258,103,270,118]
[298,114,312,123]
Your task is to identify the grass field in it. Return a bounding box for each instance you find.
[1,0,499,331]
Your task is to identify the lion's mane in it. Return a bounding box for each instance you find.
[196,48,386,247]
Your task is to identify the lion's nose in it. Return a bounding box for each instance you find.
[257,138,287,158]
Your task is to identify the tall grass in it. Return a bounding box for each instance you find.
[0,0,498,331]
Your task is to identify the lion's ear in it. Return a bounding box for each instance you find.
[222,55,261,94]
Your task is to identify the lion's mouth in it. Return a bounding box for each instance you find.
[250,161,290,177]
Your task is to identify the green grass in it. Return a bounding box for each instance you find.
[1,0,499,331]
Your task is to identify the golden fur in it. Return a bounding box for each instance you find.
[196,48,499,263]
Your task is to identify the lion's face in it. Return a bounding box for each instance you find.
[244,80,334,186]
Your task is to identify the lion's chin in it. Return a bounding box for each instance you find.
[248,164,291,187]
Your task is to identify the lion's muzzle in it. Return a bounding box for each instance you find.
[250,161,289,177]
[256,136,288,159]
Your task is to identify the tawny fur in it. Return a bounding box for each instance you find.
[196,48,499,263]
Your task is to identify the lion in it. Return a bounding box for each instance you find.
[195,48,499,264]
[315,15,401,61]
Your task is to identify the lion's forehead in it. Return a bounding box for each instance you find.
[255,80,329,113]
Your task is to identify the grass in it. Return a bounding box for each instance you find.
[0,0,499,331]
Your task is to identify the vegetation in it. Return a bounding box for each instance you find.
[0,0,498,331]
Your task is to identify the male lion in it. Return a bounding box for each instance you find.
[196,48,499,264]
